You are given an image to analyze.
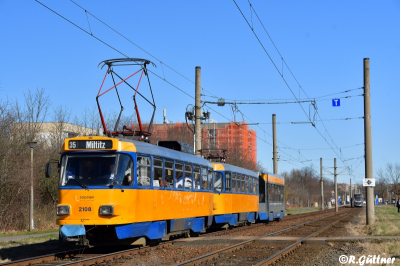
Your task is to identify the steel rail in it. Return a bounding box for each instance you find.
[0,208,347,266]
[0,248,86,266]
[255,208,359,265]
[174,208,354,266]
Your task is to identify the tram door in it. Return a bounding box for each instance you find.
[259,177,268,214]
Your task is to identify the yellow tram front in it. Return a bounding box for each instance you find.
[54,136,214,245]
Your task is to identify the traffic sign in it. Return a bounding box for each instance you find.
[363,178,375,187]
[332,99,340,107]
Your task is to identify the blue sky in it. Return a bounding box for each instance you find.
[1,0,399,184]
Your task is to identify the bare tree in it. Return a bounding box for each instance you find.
[378,163,400,202]
[257,161,267,172]
[376,167,390,202]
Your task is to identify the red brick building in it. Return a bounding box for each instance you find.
[150,122,257,165]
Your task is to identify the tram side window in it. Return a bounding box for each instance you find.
[193,165,200,190]
[259,178,265,202]
[153,158,164,188]
[201,167,208,190]
[236,174,240,192]
[208,169,213,191]
[214,172,223,192]
[232,173,237,192]
[225,172,231,192]
[137,156,151,187]
[277,185,280,201]
[175,163,183,189]
[280,185,284,201]
[184,164,193,190]
[249,176,253,193]
[164,160,174,188]
[116,154,133,186]
[276,186,280,201]
[241,174,245,192]
[272,184,276,201]
[234,174,239,192]
[268,184,273,201]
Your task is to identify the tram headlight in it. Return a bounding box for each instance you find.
[56,205,70,215]
[99,205,114,215]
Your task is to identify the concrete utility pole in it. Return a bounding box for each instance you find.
[195,66,202,157]
[27,142,37,231]
[364,58,375,225]
[334,158,338,213]
[272,114,278,174]
[320,158,324,211]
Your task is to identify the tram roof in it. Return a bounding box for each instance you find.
[118,138,213,167]
[259,171,285,184]
[213,162,258,177]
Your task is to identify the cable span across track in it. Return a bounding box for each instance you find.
[0,207,355,266]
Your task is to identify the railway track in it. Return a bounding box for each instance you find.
[0,207,352,266]
[176,208,360,266]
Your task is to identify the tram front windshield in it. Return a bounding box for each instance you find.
[59,154,133,187]
[354,194,363,201]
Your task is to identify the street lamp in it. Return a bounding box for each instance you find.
[27,141,37,231]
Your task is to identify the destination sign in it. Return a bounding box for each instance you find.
[68,140,113,149]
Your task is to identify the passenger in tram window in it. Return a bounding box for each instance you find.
[165,169,173,188]
[164,161,174,188]
[153,168,163,187]
[103,163,115,179]
[194,174,200,190]
[175,171,183,188]
[158,175,167,187]
[122,173,132,186]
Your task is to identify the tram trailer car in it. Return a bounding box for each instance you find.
[211,163,259,227]
[258,172,285,221]
[47,136,286,245]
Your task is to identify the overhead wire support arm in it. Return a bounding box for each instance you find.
[202,99,315,105]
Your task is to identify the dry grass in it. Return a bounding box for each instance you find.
[365,206,400,236]
[0,228,58,238]
[0,233,58,247]
[344,206,400,265]
[0,204,58,235]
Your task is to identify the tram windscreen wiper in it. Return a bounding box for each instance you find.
[73,178,89,190]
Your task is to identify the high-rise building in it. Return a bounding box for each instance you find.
[150,122,257,165]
